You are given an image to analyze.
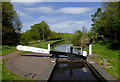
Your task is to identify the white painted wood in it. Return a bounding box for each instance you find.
[17,45,49,54]
[48,44,50,51]
[89,44,92,55]
[83,51,87,57]
[66,46,68,52]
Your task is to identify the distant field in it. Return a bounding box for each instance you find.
[36,40,61,49]
[62,33,73,39]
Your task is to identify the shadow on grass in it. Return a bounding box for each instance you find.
[97,40,120,50]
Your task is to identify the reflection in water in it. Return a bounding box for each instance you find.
[50,44,98,81]
[51,62,98,80]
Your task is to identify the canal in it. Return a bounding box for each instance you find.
[49,43,100,81]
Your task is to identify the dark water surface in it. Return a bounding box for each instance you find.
[50,44,99,81]
[50,62,98,80]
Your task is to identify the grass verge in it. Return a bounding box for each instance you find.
[1,46,17,56]
[2,59,32,80]
[36,40,62,49]
[84,41,119,79]
[1,40,45,56]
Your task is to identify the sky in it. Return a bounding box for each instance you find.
[11,2,104,33]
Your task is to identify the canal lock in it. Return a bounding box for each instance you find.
[48,44,102,81]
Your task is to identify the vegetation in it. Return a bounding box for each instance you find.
[71,26,89,48]
[70,2,120,79]
[84,41,119,79]
[61,33,73,41]
[1,46,17,56]
[2,1,120,80]
[36,40,62,49]
[90,2,120,48]
[2,59,30,80]
[2,40,61,80]
[71,30,83,46]
[2,2,22,46]
[71,2,120,48]
[20,21,53,43]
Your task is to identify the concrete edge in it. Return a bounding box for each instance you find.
[37,58,57,81]
[86,61,118,82]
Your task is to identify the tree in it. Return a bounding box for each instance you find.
[2,2,22,46]
[91,2,120,47]
[71,30,83,46]
[21,21,53,43]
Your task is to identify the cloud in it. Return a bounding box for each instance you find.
[25,7,54,14]
[18,2,37,6]
[58,7,91,14]
[50,21,91,33]
[25,7,91,15]
[17,11,32,19]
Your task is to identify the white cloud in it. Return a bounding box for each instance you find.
[25,7,91,15]
[20,16,92,33]
[58,7,91,14]
[25,7,54,14]
[50,21,91,33]
[18,2,37,6]
[17,11,32,19]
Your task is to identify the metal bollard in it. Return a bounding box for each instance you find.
[70,46,73,54]
[102,58,107,67]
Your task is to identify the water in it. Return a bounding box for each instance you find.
[50,62,98,80]
[50,44,99,81]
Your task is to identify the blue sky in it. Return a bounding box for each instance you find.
[11,2,103,33]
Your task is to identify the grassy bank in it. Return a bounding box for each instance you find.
[36,40,62,49]
[85,41,119,79]
[2,59,31,80]
[1,46,17,56]
[2,40,46,56]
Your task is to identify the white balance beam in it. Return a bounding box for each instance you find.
[17,45,50,54]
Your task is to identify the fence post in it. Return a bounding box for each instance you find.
[70,46,73,54]
[102,58,107,67]
[66,46,69,52]
[89,44,92,55]
[48,44,50,52]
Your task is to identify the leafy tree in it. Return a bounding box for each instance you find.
[71,30,83,46]
[2,2,22,46]
[91,2,120,47]
[21,21,53,43]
